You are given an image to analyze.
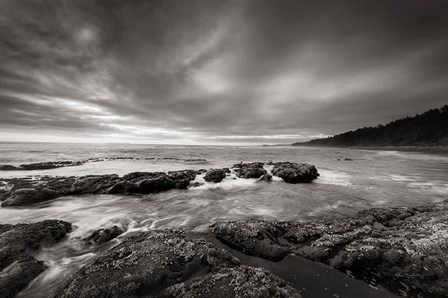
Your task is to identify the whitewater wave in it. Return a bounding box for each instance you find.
[191,172,260,190]
[374,150,448,162]
[315,169,352,187]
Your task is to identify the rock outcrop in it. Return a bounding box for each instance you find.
[84,225,124,245]
[0,162,320,207]
[0,161,84,171]
[54,229,300,298]
[271,162,319,183]
[204,169,228,183]
[212,200,448,297]
[0,220,72,298]
[1,170,199,207]
[232,162,267,179]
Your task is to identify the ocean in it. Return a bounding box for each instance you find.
[1,142,447,297]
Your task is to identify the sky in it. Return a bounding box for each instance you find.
[0,0,447,145]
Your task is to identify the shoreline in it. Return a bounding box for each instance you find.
[6,199,447,297]
[292,144,448,153]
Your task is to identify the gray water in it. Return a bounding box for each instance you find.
[0,143,447,297]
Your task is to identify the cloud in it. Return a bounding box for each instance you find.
[0,0,447,144]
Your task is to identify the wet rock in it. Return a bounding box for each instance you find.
[259,173,273,182]
[213,221,290,261]
[0,220,72,298]
[197,169,207,174]
[271,162,319,183]
[0,161,84,171]
[71,175,121,194]
[212,201,448,297]
[232,162,267,179]
[1,188,58,207]
[343,158,354,161]
[1,170,198,206]
[0,165,18,171]
[53,230,240,297]
[54,229,300,298]
[204,169,227,183]
[0,256,46,298]
[162,265,301,298]
[84,225,124,245]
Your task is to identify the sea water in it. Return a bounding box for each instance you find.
[0,142,447,297]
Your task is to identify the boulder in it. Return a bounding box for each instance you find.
[259,173,273,182]
[84,225,124,245]
[53,230,239,297]
[1,170,198,206]
[1,188,58,207]
[212,200,448,297]
[232,162,267,179]
[204,169,227,183]
[0,220,72,298]
[0,161,85,171]
[271,162,319,183]
[53,229,301,298]
[163,265,301,298]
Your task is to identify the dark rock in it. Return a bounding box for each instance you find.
[343,158,354,161]
[212,201,448,297]
[271,162,319,183]
[70,175,120,194]
[0,161,85,171]
[0,220,72,298]
[232,162,267,179]
[54,229,300,298]
[53,230,240,297]
[1,170,198,206]
[204,169,227,183]
[0,256,46,298]
[84,225,124,245]
[197,169,207,174]
[1,188,58,207]
[0,165,18,171]
[259,173,273,182]
[162,265,301,298]
[213,221,290,261]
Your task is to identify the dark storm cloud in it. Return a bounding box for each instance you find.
[0,0,447,143]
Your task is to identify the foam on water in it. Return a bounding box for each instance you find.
[0,144,447,297]
[192,172,259,190]
[374,150,448,162]
[315,169,353,187]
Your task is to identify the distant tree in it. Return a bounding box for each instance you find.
[293,105,448,147]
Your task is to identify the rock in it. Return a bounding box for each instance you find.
[1,170,198,206]
[54,229,300,298]
[0,220,72,298]
[232,162,267,179]
[53,230,240,297]
[1,188,58,207]
[212,200,448,297]
[213,221,290,261]
[0,161,85,171]
[259,173,272,182]
[162,265,301,298]
[271,162,319,183]
[343,158,354,161]
[84,225,124,245]
[0,256,46,298]
[204,169,227,183]
[0,165,18,171]
[71,175,121,194]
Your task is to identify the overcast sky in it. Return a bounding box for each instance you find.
[0,0,447,144]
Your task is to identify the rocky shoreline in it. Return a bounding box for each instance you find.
[2,200,447,297]
[1,160,446,297]
[0,157,209,172]
[0,162,319,207]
